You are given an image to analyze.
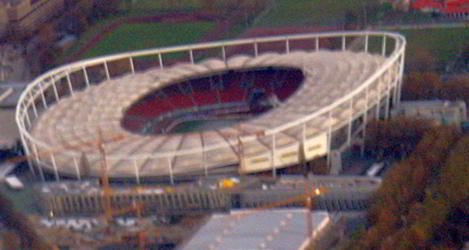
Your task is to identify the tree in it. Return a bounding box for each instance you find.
[407,48,438,72]
[38,23,57,46]
[38,45,60,72]
[439,77,469,105]
[0,192,52,249]
[344,10,359,30]
[2,231,21,250]
[402,71,442,100]
[409,160,427,199]
[364,118,433,159]
[358,227,382,250]
[408,202,424,225]
[202,0,217,11]
[461,44,469,65]
[375,206,400,235]
[36,22,60,72]
[354,125,462,249]
[65,0,92,35]
[439,136,469,205]
[91,0,121,20]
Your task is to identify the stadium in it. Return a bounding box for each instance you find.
[16,31,406,183]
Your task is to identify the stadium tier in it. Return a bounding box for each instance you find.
[17,32,406,182]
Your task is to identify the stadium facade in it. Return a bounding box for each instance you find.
[16,31,406,183]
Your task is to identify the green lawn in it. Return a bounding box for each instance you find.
[59,16,127,62]
[396,27,469,66]
[80,22,216,59]
[121,0,203,14]
[170,119,244,133]
[255,0,375,27]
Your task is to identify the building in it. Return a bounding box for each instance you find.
[0,0,65,37]
[411,0,469,17]
[36,181,232,217]
[36,176,381,217]
[181,209,331,250]
[15,32,405,182]
[391,100,467,127]
[387,0,412,11]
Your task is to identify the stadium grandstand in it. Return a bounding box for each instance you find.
[16,31,406,183]
[411,0,469,17]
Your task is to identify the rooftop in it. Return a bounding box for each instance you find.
[36,179,219,197]
[181,209,330,250]
[36,175,382,199]
[396,100,466,109]
[30,50,385,178]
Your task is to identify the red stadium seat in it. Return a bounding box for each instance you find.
[121,118,145,132]
[126,99,174,119]
[167,95,194,109]
[273,70,303,101]
[219,87,245,103]
[192,90,218,106]
[219,72,245,103]
[191,78,211,92]
[254,70,276,94]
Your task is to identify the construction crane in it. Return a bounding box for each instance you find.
[4,128,125,219]
[97,129,113,219]
[6,126,323,248]
[94,129,153,249]
[2,130,157,249]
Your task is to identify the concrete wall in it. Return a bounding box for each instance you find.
[40,189,231,216]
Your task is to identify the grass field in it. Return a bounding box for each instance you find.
[59,16,124,62]
[121,0,203,15]
[396,27,469,66]
[79,22,216,59]
[255,0,376,27]
[170,119,244,133]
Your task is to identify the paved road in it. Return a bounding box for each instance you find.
[235,175,381,211]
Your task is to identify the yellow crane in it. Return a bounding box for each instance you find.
[4,130,154,249]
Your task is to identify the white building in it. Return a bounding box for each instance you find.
[391,100,467,127]
[181,209,331,250]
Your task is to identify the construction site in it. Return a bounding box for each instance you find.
[4,164,380,249]
[0,30,405,249]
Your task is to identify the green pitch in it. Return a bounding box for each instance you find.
[82,22,216,59]
[170,119,244,134]
[255,0,376,27]
[397,27,469,66]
